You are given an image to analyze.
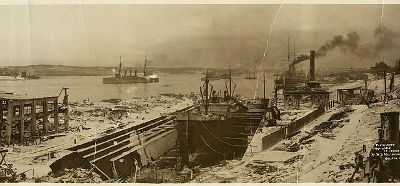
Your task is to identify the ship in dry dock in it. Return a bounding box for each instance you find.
[176,70,268,167]
[103,56,159,84]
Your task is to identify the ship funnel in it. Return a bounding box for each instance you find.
[135,70,137,76]
[310,50,315,81]
[130,70,132,77]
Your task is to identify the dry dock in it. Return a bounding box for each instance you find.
[2,94,193,182]
[51,106,193,181]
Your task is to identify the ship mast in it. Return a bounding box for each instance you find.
[287,38,290,62]
[293,41,296,62]
[143,53,147,76]
[205,70,209,115]
[118,56,122,77]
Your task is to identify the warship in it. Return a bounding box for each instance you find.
[103,56,159,84]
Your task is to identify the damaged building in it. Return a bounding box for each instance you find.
[0,88,69,145]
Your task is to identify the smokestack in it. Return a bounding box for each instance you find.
[135,70,137,76]
[130,70,132,77]
[310,50,315,81]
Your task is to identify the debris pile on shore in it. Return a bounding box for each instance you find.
[34,168,102,183]
[3,95,194,183]
[246,160,278,175]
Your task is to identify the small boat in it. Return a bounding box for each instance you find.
[21,72,40,79]
[0,76,26,81]
[245,71,257,79]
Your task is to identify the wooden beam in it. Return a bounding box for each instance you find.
[6,100,13,145]
[31,99,37,136]
[20,100,24,142]
[43,98,48,135]
[54,98,59,133]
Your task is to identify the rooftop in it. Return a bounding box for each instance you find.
[0,91,58,100]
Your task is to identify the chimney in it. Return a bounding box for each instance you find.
[135,70,137,76]
[130,70,132,76]
[310,50,315,81]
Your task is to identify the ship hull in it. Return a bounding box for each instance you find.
[177,108,264,167]
[200,74,230,81]
[103,77,159,84]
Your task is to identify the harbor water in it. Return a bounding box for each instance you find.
[0,72,276,102]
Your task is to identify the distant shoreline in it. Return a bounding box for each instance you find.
[0,65,274,76]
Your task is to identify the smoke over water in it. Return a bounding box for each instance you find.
[292,25,399,64]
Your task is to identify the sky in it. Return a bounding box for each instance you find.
[1,2,400,70]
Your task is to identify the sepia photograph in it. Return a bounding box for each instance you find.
[0,0,400,184]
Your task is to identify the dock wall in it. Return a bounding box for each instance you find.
[261,105,325,151]
[261,128,286,150]
[285,105,325,137]
[137,129,178,167]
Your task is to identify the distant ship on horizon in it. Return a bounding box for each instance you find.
[0,76,26,81]
[245,71,257,79]
[103,56,159,84]
[200,71,230,81]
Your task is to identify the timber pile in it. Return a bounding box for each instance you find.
[246,160,278,175]
[36,168,102,183]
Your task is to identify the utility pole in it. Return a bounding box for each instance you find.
[229,69,232,98]
[384,71,387,103]
[263,73,266,101]
[186,111,189,167]
[364,77,368,101]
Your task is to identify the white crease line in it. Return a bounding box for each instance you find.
[380,0,385,52]
[254,0,284,99]
[26,0,32,63]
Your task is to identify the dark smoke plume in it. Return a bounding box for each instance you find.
[373,25,397,51]
[354,25,399,58]
[292,31,361,64]
[291,25,399,65]
[316,31,360,57]
[292,54,310,64]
